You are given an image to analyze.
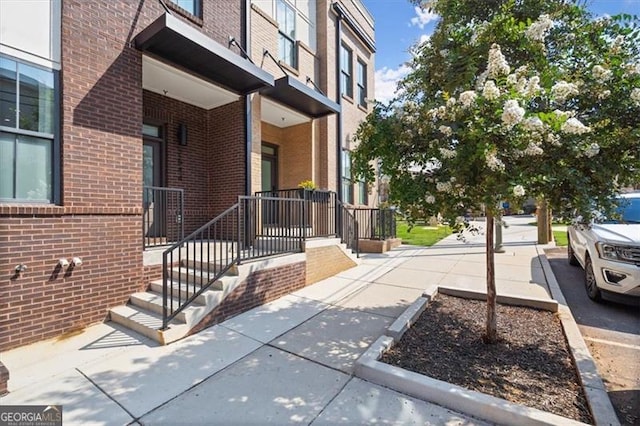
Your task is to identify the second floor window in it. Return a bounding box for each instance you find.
[341,149,353,204]
[357,59,367,107]
[277,0,297,68]
[171,0,202,17]
[340,43,353,98]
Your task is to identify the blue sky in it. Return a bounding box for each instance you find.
[362,0,640,103]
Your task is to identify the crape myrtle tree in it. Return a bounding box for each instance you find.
[352,0,640,343]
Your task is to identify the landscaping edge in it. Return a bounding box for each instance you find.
[355,278,621,426]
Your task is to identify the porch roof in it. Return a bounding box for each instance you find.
[134,13,274,95]
[260,76,341,118]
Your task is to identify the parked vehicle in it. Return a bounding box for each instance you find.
[567,193,640,303]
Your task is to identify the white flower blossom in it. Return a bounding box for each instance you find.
[459,90,477,108]
[425,195,435,204]
[515,77,528,94]
[476,69,489,90]
[525,14,553,42]
[592,65,612,82]
[439,125,453,137]
[524,142,544,156]
[446,97,457,107]
[561,117,591,135]
[623,62,640,77]
[525,76,541,97]
[501,99,525,128]
[436,181,453,192]
[553,109,575,119]
[597,89,611,100]
[551,81,579,102]
[547,133,561,146]
[513,185,526,197]
[631,88,640,106]
[485,151,505,171]
[439,147,457,159]
[584,143,600,158]
[523,117,544,132]
[487,44,511,78]
[506,74,518,85]
[482,80,500,100]
[611,35,625,53]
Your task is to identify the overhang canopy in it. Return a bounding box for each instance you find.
[261,76,341,118]
[135,13,274,94]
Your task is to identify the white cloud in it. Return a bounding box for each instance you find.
[410,6,438,29]
[418,34,431,45]
[374,64,411,104]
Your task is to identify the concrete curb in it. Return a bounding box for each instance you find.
[538,253,621,426]
[355,284,610,426]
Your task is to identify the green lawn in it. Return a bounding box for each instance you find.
[553,230,568,247]
[397,221,452,246]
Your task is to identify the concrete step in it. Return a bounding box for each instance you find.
[129,291,207,323]
[109,304,188,345]
[180,259,239,276]
[169,267,225,287]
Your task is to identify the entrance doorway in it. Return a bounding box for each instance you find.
[261,143,278,225]
[143,124,164,238]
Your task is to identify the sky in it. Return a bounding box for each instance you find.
[362,0,640,103]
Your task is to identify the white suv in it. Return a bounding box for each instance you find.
[567,192,640,303]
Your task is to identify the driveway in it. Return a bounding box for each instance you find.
[545,248,640,425]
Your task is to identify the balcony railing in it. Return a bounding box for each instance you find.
[143,186,184,249]
[350,207,396,240]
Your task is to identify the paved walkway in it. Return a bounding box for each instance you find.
[1,216,552,425]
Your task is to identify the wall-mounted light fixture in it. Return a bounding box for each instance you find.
[14,264,27,273]
[72,257,83,266]
[58,258,70,268]
[178,123,188,146]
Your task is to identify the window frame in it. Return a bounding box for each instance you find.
[276,0,298,69]
[356,58,367,108]
[341,149,353,204]
[169,0,202,19]
[340,43,353,99]
[0,54,60,204]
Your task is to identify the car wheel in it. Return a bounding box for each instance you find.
[567,233,579,266]
[584,255,602,302]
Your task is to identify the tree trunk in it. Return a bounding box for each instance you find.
[485,211,498,343]
[537,199,550,244]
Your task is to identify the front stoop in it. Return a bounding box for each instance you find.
[109,262,240,345]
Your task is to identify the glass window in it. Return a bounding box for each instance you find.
[340,43,353,98]
[357,181,368,205]
[277,0,297,68]
[142,123,161,138]
[341,150,353,204]
[357,59,367,108]
[0,55,57,203]
[1,132,52,201]
[171,0,201,17]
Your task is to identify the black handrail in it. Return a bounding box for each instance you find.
[143,186,184,249]
[338,200,360,257]
[350,208,396,240]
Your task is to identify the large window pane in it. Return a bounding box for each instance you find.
[19,63,54,134]
[172,0,199,16]
[0,58,17,128]
[0,133,15,198]
[15,135,52,201]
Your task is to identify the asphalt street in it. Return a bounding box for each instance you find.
[545,248,640,426]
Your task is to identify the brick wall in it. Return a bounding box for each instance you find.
[189,261,306,334]
[0,215,144,351]
[306,245,356,284]
[0,0,247,352]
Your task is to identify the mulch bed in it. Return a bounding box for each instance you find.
[380,293,593,424]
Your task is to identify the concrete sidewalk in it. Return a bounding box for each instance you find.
[1,216,553,425]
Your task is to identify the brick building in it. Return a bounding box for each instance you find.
[0,0,381,383]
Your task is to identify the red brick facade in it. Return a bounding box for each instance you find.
[0,1,247,351]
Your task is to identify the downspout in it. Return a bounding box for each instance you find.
[243,0,252,196]
[333,3,343,202]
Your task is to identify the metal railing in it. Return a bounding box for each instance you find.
[143,186,184,249]
[255,189,338,238]
[350,208,396,240]
[338,200,359,256]
[161,195,307,329]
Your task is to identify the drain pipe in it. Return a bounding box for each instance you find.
[243,0,252,196]
[333,3,343,202]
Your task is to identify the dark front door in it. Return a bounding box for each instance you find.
[143,126,164,239]
[261,143,278,226]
